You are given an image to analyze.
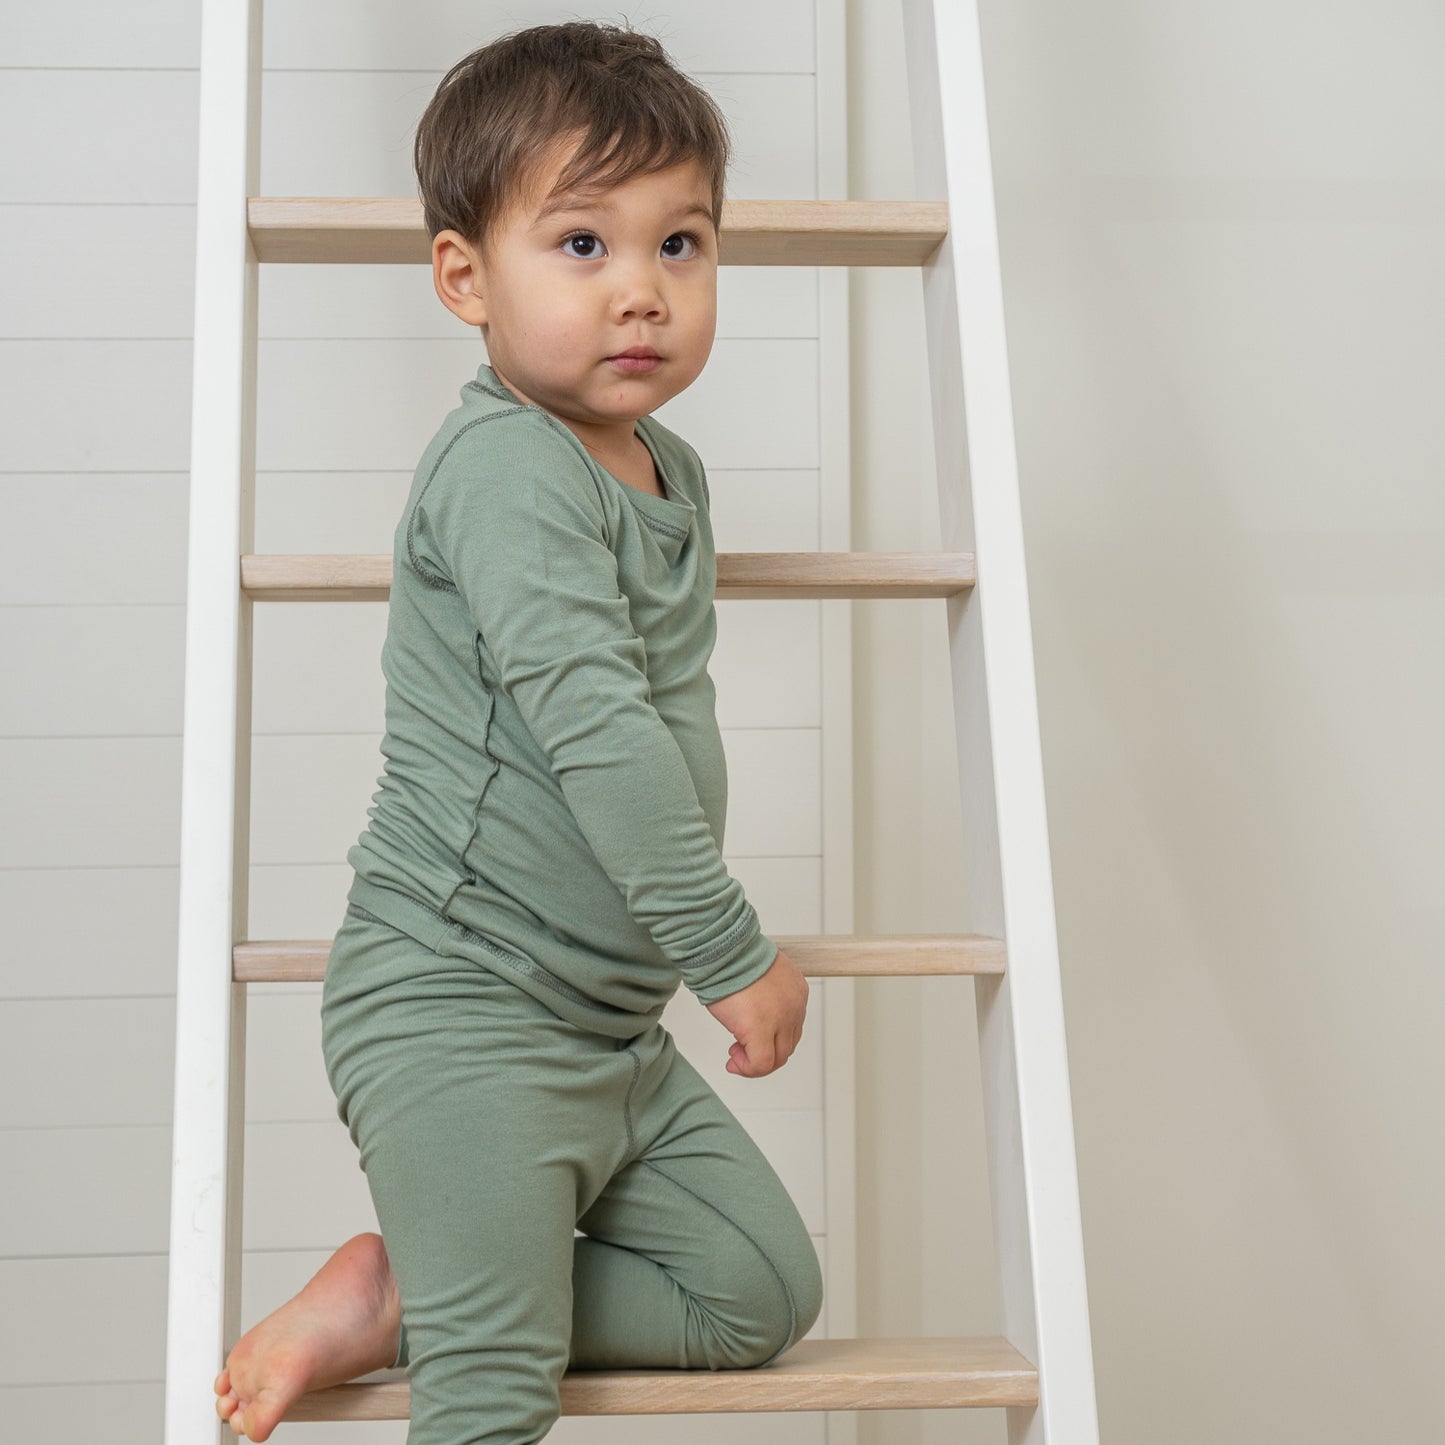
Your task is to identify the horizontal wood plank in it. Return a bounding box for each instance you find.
[285,1337,1037,1419]
[240,552,976,602]
[235,934,1006,984]
[248,198,948,266]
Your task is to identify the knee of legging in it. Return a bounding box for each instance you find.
[699,1239,824,1369]
[773,1241,823,1357]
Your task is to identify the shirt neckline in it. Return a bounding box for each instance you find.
[471,364,695,517]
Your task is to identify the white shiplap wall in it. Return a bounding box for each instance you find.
[0,2,854,1442]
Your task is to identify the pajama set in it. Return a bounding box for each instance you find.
[320,362,823,1444]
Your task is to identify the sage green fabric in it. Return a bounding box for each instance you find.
[346,363,778,1038]
[322,904,823,1445]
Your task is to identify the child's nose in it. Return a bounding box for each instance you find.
[609,262,668,322]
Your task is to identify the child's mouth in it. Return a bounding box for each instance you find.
[607,348,661,374]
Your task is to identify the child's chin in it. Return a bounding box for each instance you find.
[592,380,685,413]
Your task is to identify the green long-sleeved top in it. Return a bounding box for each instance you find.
[345,363,779,1038]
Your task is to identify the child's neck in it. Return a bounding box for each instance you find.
[579,428,665,497]
[486,363,664,497]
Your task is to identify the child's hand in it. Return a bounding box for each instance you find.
[704,949,809,1078]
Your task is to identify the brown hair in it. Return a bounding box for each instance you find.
[413,21,731,253]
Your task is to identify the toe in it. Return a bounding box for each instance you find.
[246,1396,285,1443]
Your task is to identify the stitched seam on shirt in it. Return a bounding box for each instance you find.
[354,896,596,1011]
[449,919,597,1009]
[639,511,689,541]
[405,408,531,592]
[683,904,758,972]
[465,378,515,403]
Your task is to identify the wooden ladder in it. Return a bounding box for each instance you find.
[164,0,1099,1439]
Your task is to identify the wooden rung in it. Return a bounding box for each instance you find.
[284,1337,1037,1420]
[242,554,392,602]
[248,198,948,267]
[240,552,976,602]
[234,933,1006,984]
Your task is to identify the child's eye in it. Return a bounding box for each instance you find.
[561,232,605,258]
[661,232,699,260]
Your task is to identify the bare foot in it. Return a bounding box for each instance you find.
[213,1232,402,1441]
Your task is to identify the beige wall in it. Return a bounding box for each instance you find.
[849,1,1445,1442]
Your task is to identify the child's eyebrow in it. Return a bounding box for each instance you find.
[531,192,600,224]
[669,204,716,228]
[531,194,715,228]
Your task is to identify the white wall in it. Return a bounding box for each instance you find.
[850,2,1445,1444]
[0,3,849,1442]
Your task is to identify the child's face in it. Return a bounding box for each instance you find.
[459,146,719,446]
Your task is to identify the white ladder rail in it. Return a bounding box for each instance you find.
[164,1,262,1442]
[162,0,1097,1438]
[903,0,1100,1439]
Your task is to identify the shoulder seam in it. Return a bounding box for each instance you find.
[404,406,532,591]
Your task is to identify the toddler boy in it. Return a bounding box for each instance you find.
[214,21,823,1443]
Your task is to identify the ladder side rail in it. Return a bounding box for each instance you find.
[815,5,860,1429]
[164,1,263,1441]
[901,1,1100,1441]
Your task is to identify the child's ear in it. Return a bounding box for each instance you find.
[432,231,488,327]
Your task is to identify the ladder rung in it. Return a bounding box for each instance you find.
[248,198,948,267]
[234,934,1006,984]
[284,1337,1037,1420]
[240,552,976,602]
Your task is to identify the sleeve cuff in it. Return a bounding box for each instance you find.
[682,913,780,1003]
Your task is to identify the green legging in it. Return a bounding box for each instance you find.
[320,903,824,1444]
